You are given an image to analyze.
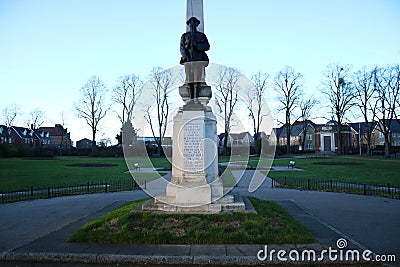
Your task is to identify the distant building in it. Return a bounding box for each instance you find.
[348,122,378,152]
[38,124,72,149]
[373,120,400,147]
[315,121,353,153]
[34,130,51,147]
[11,126,35,146]
[9,126,51,147]
[0,125,14,144]
[76,138,92,149]
[270,121,317,151]
[218,132,254,148]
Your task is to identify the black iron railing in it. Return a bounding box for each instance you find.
[0,180,139,204]
[271,176,400,199]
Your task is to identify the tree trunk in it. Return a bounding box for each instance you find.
[223,131,229,156]
[384,135,390,158]
[337,124,342,155]
[366,131,371,156]
[286,129,290,154]
[91,130,97,154]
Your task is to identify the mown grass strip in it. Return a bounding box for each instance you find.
[68,197,316,244]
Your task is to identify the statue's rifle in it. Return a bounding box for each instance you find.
[190,19,195,61]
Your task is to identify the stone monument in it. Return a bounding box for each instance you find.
[142,0,244,213]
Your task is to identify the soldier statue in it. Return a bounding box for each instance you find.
[180,17,210,100]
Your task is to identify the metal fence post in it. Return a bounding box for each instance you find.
[284,176,287,186]
[388,183,391,195]
[47,186,51,198]
[307,179,311,191]
[105,182,108,192]
[30,186,34,198]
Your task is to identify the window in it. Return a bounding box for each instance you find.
[307,134,313,141]
[307,143,313,150]
[379,132,384,138]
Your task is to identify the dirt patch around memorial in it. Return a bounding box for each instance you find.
[66,163,117,167]
[312,162,364,166]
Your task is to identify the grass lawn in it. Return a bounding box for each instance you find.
[131,172,166,186]
[268,157,400,185]
[0,156,170,191]
[68,197,316,245]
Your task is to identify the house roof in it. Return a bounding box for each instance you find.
[218,132,253,141]
[274,120,316,138]
[12,126,34,138]
[380,119,400,132]
[38,124,68,136]
[348,122,378,134]
[77,138,92,143]
[230,132,251,140]
[390,120,400,132]
[0,125,12,138]
[34,130,51,141]
[272,127,283,138]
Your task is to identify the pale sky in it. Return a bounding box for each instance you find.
[1,0,399,145]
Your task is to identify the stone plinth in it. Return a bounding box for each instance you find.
[164,100,223,206]
[141,90,233,213]
[141,195,251,214]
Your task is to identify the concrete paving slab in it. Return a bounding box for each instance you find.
[190,244,226,256]
[152,244,191,256]
[117,244,157,255]
[225,244,262,256]
[83,244,121,254]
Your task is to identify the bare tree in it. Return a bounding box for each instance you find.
[246,71,270,143]
[144,67,173,156]
[353,66,378,155]
[75,76,109,149]
[374,64,400,158]
[1,104,19,143]
[2,104,19,128]
[274,66,303,154]
[298,97,318,151]
[321,64,356,154]
[26,108,45,130]
[215,67,240,156]
[113,74,142,125]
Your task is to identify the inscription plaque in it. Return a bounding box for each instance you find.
[183,122,204,173]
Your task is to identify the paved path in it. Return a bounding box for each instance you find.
[0,170,399,266]
[233,170,400,263]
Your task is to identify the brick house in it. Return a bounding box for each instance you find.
[270,121,317,151]
[372,120,400,147]
[315,121,353,153]
[76,138,92,149]
[38,124,72,149]
[0,125,14,144]
[9,126,51,147]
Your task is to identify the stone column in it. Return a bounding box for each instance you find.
[186,0,204,33]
